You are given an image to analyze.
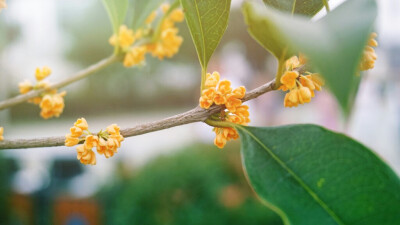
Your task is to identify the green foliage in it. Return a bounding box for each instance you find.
[101,0,129,33]
[131,0,163,29]
[237,125,400,225]
[263,0,325,16]
[100,145,283,225]
[243,0,377,114]
[180,0,231,69]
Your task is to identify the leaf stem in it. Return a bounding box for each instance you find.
[291,0,297,15]
[200,67,207,93]
[204,119,236,128]
[323,0,330,12]
[274,51,287,89]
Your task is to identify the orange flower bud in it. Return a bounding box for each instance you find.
[218,80,232,95]
[169,9,184,22]
[205,72,220,88]
[213,92,227,105]
[19,80,33,94]
[280,71,299,90]
[106,124,121,135]
[74,118,88,130]
[225,95,242,113]
[231,86,246,99]
[84,135,98,149]
[214,130,227,149]
[298,86,312,104]
[285,56,300,70]
[0,127,4,141]
[70,126,83,138]
[65,134,80,147]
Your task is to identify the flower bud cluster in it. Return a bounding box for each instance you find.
[279,56,324,108]
[65,118,124,165]
[18,67,67,119]
[359,32,378,71]
[109,4,184,67]
[199,72,250,149]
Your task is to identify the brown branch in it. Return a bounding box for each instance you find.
[0,55,119,111]
[0,79,275,150]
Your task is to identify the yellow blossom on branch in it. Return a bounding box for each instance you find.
[65,118,124,165]
[18,67,67,119]
[278,55,325,108]
[199,71,250,149]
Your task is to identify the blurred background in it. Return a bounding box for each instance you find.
[0,0,399,224]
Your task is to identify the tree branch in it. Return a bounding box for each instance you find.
[0,79,275,150]
[0,55,119,111]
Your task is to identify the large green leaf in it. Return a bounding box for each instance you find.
[180,0,231,69]
[131,0,163,29]
[243,0,377,114]
[237,125,400,225]
[102,0,129,34]
[263,0,326,16]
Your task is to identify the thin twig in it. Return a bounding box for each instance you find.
[0,79,275,150]
[0,55,119,111]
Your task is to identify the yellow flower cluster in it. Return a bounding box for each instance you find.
[359,32,378,71]
[18,67,67,119]
[146,4,184,60]
[279,56,324,108]
[0,127,3,141]
[109,4,184,67]
[65,118,124,165]
[199,72,250,149]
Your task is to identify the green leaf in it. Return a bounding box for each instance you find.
[238,125,400,225]
[263,0,326,16]
[102,0,129,34]
[242,0,377,114]
[131,0,163,29]
[180,0,231,69]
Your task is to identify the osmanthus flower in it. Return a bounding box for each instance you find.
[146,4,184,60]
[65,118,124,165]
[123,46,147,67]
[0,0,6,12]
[278,55,325,108]
[359,32,378,71]
[199,71,250,149]
[109,25,136,49]
[35,66,52,81]
[109,4,184,68]
[0,127,3,141]
[18,67,67,119]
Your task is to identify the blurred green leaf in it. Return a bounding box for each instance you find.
[131,0,163,29]
[238,125,400,225]
[102,0,129,33]
[242,2,292,60]
[181,0,231,69]
[242,0,377,113]
[102,145,283,225]
[263,0,325,16]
